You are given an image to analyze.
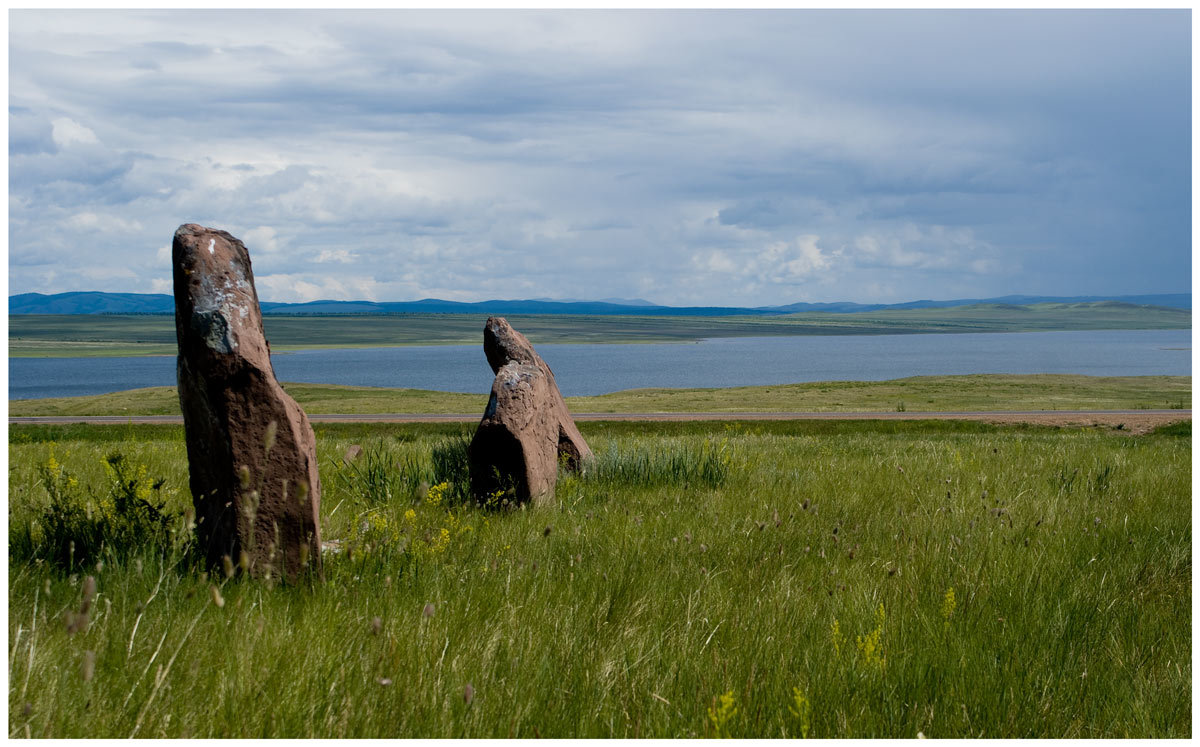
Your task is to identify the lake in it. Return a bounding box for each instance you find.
[8,329,1192,400]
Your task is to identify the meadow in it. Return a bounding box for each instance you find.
[9,301,1190,357]
[7,418,1191,738]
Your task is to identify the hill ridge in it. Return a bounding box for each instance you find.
[8,290,1191,316]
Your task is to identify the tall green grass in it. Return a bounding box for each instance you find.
[7,421,1190,737]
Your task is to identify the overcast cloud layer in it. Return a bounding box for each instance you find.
[9,9,1191,305]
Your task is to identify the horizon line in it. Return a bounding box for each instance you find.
[8,289,1193,311]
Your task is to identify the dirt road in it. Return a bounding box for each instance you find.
[9,410,1189,434]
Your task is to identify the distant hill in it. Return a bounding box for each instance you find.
[8,290,1191,316]
[770,293,1194,313]
[530,297,660,306]
[9,291,178,314]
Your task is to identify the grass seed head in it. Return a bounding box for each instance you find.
[464,682,475,706]
[209,584,225,608]
[264,421,277,452]
[82,650,96,682]
[80,575,96,615]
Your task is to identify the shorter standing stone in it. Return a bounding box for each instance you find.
[469,317,592,506]
[173,223,321,580]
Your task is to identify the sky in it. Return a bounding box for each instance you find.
[7,9,1192,306]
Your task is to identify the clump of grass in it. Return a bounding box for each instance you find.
[328,441,430,509]
[576,438,730,488]
[11,446,187,569]
[430,433,472,505]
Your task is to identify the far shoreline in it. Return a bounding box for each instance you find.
[9,326,1193,360]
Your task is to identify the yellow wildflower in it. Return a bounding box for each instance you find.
[789,687,812,739]
[855,603,887,672]
[941,587,956,627]
[707,689,737,738]
[426,481,448,507]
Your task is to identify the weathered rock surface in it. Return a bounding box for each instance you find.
[173,223,321,579]
[469,317,592,506]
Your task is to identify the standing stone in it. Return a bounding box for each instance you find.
[173,224,320,580]
[469,317,592,506]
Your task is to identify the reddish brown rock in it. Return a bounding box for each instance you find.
[173,223,320,580]
[469,317,592,506]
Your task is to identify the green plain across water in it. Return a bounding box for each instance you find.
[8,301,1190,357]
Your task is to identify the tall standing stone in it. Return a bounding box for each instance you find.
[173,224,320,579]
[469,317,592,506]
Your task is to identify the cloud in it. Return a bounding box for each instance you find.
[255,274,330,303]
[717,199,779,229]
[7,9,1190,304]
[242,226,281,256]
[690,235,837,297]
[9,108,57,155]
[50,117,99,147]
[848,224,998,273]
[255,272,384,303]
[65,212,143,233]
[315,249,357,263]
[765,235,835,281]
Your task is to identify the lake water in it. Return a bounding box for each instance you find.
[8,329,1191,400]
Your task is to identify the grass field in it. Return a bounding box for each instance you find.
[7,419,1191,737]
[9,301,1190,357]
[8,374,1192,417]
